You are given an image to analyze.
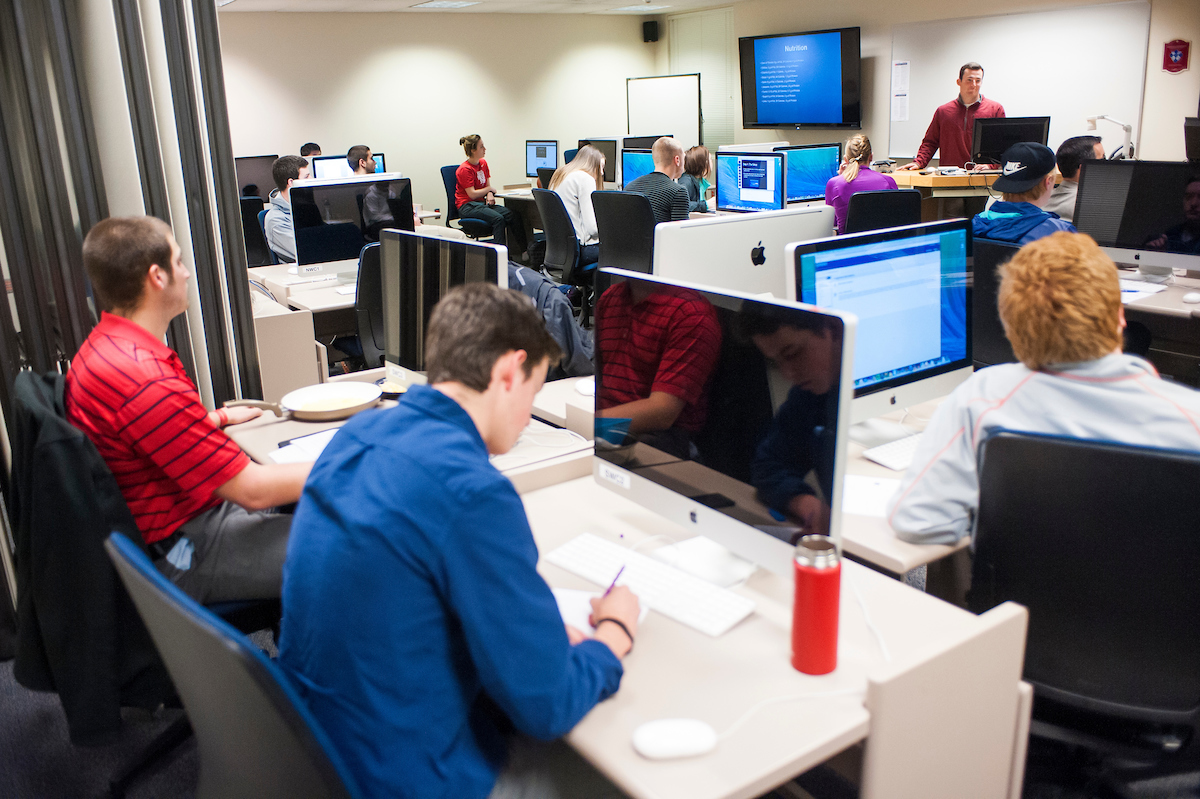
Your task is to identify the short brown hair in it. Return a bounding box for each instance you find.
[272,155,308,192]
[83,216,174,312]
[998,232,1122,370]
[683,145,710,178]
[425,283,562,392]
[347,145,371,172]
[959,62,984,79]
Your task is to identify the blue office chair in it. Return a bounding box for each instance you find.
[257,208,281,265]
[106,533,362,799]
[439,165,493,240]
[564,148,579,165]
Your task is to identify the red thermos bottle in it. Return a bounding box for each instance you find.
[791,534,840,675]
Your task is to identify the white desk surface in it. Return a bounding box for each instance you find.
[524,476,1018,799]
[532,376,595,428]
[287,285,355,313]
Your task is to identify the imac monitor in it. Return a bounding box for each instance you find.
[789,219,972,424]
[234,155,278,202]
[526,140,558,178]
[738,27,862,129]
[775,144,842,203]
[624,135,670,150]
[620,149,654,189]
[592,268,856,577]
[380,229,507,379]
[971,117,1050,166]
[289,175,413,270]
[579,139,618,183]
[311,153,387,180]
[715,152,786,213]
[1074,160,1200,279]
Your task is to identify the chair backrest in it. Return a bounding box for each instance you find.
[843,188,922,234]
[969,430,1200,725]
[972,238,1021,368]
[241,197,272,267]
[536,167,557,189]
[257,208,281,265]
[439,165,462,224]
[355,242,385,368]
[531,188,580,282]
[105,533,361,799]
[564,147,579,165]
[592,191,655,274]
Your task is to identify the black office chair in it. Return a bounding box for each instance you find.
[355,243,385,369]
[106,533,362,799]
[592,191,655,275]
[242,197,273,267]
[258,208,281,264]
[843,188,922,234]
[969,430,1200,792]
[972,238,1020,368]
[439,165,493,240]
[536,166,557,189]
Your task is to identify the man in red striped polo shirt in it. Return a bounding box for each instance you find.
[66,216,311,602]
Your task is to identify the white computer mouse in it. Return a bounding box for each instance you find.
[287,266,298,275]
[1183,292,1200,304]
[631,718,718,760]
[575,377,596,397]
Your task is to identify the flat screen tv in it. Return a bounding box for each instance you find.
[738,27,861,130]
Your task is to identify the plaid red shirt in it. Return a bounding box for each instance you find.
[595,282,721,434]
[65,312,249,544]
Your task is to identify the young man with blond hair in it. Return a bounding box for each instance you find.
[888,232,1200,545]
[972,142,1076,245]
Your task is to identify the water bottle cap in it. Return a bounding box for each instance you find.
[795,535,839,569]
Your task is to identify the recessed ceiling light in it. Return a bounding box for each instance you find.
[411,0,479,7]
[610,4,669,9]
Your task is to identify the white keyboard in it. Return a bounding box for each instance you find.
[862,434,922,472]
[544,533,756,637]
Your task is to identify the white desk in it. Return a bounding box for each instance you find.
[287,285,355,313]
[525,477,1030,799]
[532,376,594,430]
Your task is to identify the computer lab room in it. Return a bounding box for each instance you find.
[0,0,1198,797]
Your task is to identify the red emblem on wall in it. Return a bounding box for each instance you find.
[1164,40,1190,74]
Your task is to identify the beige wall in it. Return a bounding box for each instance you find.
[218,12,663,215]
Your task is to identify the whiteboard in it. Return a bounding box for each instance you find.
[627,74,702,149]
[889,2,1149,161]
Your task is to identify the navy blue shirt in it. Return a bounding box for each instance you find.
[972,200,1076,245]
[278,386,623,799]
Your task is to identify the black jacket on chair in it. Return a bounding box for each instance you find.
[10,371,172,745]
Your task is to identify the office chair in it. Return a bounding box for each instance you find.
[241,197,273,267]
[257,208,281,264]
[592,191,655,275]
[564,147,579,165]
[843,188,922,234]
[536,166,557,189]
[106,533,362,799]
[439,165,493,240]
[972,238,1020,368]
[355,243,385,369]
[531,188,594,325]
[969,430,1200,793]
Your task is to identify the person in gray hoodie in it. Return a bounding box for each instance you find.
[263,155,309,262]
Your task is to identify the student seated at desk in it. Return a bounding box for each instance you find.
[263,155,310,262]
[887,232,1200,545]
[971,142,1076,245]
[349,144,422,233]
[825,134,898,234]
[1043,136,1104,223]
[678,145,712,214]
[549,144,604,269]
[67,217,310,602]
[278,284,639,799]
[624,137,690,225]
[456,133,527,256]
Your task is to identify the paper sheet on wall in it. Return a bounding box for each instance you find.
[891,93,909,122]
[841,474,902,518]
[891,60,910,93]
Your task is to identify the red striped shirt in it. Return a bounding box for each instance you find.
[595,282,721,433]
[65,312,249,544]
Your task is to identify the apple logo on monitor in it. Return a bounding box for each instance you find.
[750,241,766,266]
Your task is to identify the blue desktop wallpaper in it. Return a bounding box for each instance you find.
[621,151,654,188]
[784,147,840,202]
[716,155,785,212]
[753,32,843,125]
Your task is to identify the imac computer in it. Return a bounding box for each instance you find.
[526,140,558,178]
[1074,160,1200,281]
[620,149,654,189]
[787,219,972,439]
[624,135,670,150]
[235,155,278,202]
[717,141,789,153]
[379,229,507,385]
[592,268,856,577]
[715,152,786,213]
[653,205,835,297]
[971,117,1050,166]
[311,153,387,180]
[289,175,413,273]
[774,143,842,204]
[578,138,618,183]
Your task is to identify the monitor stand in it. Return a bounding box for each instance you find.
[1119,263,1175,284]
[849,417,920,449]
[650,536,757,588]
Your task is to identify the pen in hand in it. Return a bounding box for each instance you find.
[603,565,626,598]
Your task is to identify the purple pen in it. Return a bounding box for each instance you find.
[603,565,626,598]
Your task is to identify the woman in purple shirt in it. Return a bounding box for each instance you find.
[825,135,898,234]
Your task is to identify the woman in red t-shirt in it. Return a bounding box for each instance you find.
[454,134,526,258]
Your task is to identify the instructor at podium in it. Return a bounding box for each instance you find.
[899,62,1006,171]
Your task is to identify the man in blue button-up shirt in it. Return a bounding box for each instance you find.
[279,283,639,799]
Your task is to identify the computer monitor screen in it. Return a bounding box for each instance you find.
[971,117,1050,165]
[234,155,278,202]
[775,144,841,203]
[526,140,558,178]
[623,135,670,150]
[311,153,387,180]
[790,219,972,423]
[715,152,786,213]
[290,175,413,267]
[592,268,855,576]
[621,149,654,189]
[579,139,618,183]
[379,229,508,375]
[738,27,862,129]
[1075,160,1200,276]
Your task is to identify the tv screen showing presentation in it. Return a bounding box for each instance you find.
[526,140,557,178]
[775,144,841,203]
[620,149,654,189]
[716,152,786,213]
[739,27,862,129]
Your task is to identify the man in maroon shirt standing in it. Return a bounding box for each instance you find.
[899,62,1005,172]
[66,216,311,603]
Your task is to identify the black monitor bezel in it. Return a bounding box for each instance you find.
[738,27,862,130]
[525,140,558,178]
[970,117,1050,165]
[579,139,618,183]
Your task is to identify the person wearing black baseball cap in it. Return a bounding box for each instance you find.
[972,142,1077,245]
